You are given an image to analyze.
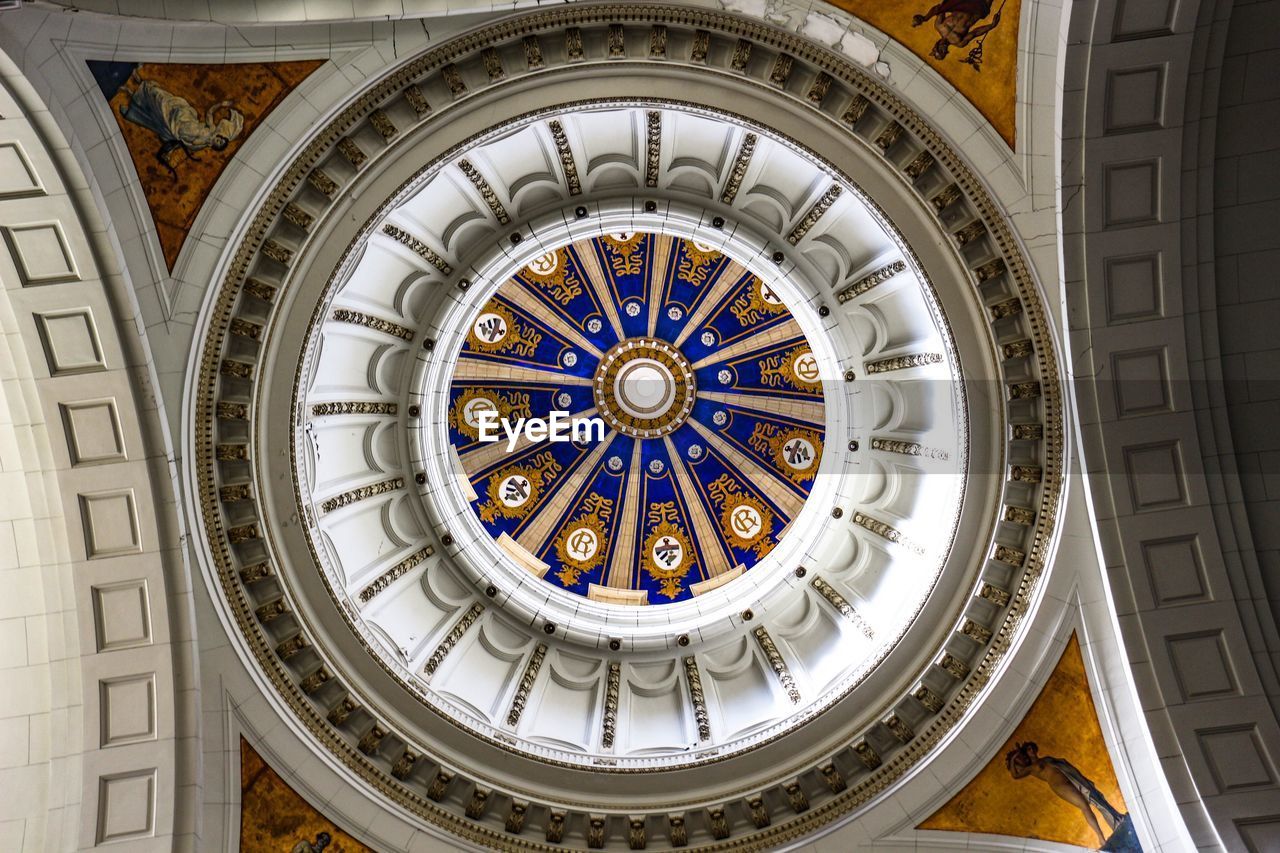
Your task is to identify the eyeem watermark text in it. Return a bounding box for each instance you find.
[476,410,606,451]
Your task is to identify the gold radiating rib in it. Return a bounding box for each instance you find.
[687,419,803,518]
[604,441,644,589]
[500,282,604,359]
[571,241,628,342]
[662,437,733,577]
[515,436,616,554]
[452,358,591,387]
[646,235,675,336]
[690,321,802,371]
[696,390,823,425]
[670,259,748,349]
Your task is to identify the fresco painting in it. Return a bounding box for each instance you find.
[827,0,1021,147]
[87,59,322,271]
[240,737,371,853]
[919,634,1143,852]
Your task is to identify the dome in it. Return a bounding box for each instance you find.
[187,11,1057,844]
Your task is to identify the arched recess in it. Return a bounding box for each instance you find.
[1064,0,1280,848]
[0,49,198,850]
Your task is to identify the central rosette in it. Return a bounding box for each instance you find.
[445,231,826,605]
[593,338,696,438]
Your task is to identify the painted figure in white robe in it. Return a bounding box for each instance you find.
[117,72,245,178]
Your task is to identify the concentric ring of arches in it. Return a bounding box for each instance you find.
[448,232,826,605]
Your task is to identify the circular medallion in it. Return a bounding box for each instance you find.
[594,339,695,437]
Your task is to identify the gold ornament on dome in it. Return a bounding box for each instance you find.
[675,239,721,286]
[749,422,823,483]
[465,302,541,356]
[478,452,562,522]
[641,519,695,599]
[448,388,532,440]
[520,247,585,305]
[729,277,789,326]
[601,231,645,276]
[760,344,822,390]
[553,493,614,584]
[708,474,775,558]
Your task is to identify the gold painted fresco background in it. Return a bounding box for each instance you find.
[240,737,371,852]
[828,0,1020,147]
[97,60,321,270]
[919,634,1127,848]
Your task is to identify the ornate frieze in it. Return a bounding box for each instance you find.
[311,401,397,417]
[358,546,433,603]
[852,510,925,555]
[787,183,841,245]
[980,582,1012,607]
[904,150,935,180]
[644,111,661,188]
[330,308,414,341]
[403,84,431,116]
[754,627,801,703]
[320,476,404,514]
[602,661,621,749]
[282,202,313,230]
[522,35,544,70]
[370,109,397,141]
[649,25,667,59]
[961,618,993,645]
[769,53,794,88]
[683,656,710,741]
[870,437,949,460]
[864,352,943,374]
[806,72,833,105]
[810,576,875,639]
[547,119,582,195]
[381,223,453,275]
[608,24,626,58]
[836,259,905,303]
[458,159,511,224]
[423,603,484,677]
[505,643,547,727]
[338,137,366,168]
[721,132,757,205]
[913,684,944,713]
[853,740,881,770]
